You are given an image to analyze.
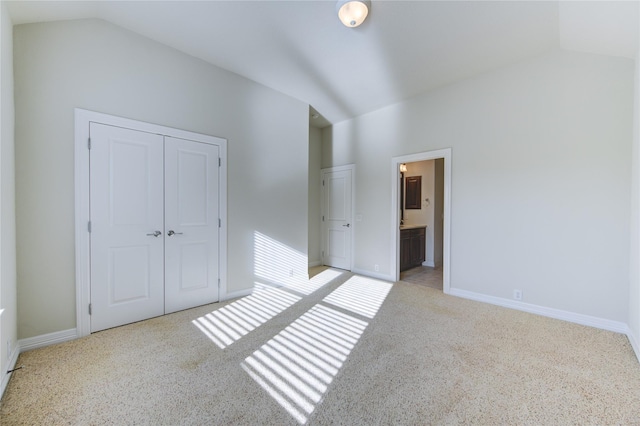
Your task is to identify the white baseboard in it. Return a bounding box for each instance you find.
[3,328,78,398]
[448,288,629,334]
[1,343,20,399]
[221,288,253,302]
[627,328,640,363]
[422,260,435,267]
[351,268,394,282]
[308,260,322,267]
[18,328,78,353]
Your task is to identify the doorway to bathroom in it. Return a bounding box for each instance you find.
[399,159,444,290]
[391,149,451,294]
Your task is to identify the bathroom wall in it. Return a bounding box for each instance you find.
[403,160,435,265]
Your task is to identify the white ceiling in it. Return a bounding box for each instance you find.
[6,1,639,127]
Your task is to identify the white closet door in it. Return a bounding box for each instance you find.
[164,136,220,313]
[89,123,165,332]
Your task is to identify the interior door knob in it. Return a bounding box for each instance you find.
[167,230,183,236]
[146,230,161,237]
[342,223,351,228]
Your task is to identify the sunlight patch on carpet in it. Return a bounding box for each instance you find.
[242,305,368,424]
[322,275,393,318]
[242,275,394,424]
[193,286,301,349]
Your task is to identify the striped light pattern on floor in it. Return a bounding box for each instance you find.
[193,268,344,349]
[242,276,393,424]
[193,286,300,349]
[322,275,393,318]
[242,305,367,424]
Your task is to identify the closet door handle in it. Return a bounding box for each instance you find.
[146,231,162,237]
[167,230,183,236]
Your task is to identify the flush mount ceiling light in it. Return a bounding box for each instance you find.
[336,0,371,28]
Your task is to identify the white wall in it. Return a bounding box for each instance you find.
[0,1,18,394]
[14,19,309,339]
[629,8,640,358]
[323,49,634,323]
[308,125,322,266]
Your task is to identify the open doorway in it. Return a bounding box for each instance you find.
[399,159,444,290]
[391,149,451,294]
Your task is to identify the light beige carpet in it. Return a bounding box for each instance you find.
[2,269,639,425]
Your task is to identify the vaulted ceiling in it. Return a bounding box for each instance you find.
[6,1,639,127]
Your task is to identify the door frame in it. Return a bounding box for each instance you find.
[320,164,355,271]
[74,109,227,337]
[391,149,451,293]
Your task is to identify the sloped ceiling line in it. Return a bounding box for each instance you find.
[6,1,639,127]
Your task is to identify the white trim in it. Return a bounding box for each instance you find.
[222,288,253,302]
[628,329,640,362]
[74,108,227,338]
[391,149,451,293]
[3,328,78,398]
[320,164,356,271]
[217,136,228,303]
[450,287,630,334]
[0,342,19,399]
[75,109,91,338]
[351,268,395,282]
[18,328,78,352]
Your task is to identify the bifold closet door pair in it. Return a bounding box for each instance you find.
[89,122,220,332]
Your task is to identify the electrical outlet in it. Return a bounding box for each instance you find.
[513,289,522,301]
[374,264,379,272]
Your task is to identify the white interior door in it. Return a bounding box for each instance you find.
[164,137,220,313]
[322,167,353,270]
[89,123,165,332]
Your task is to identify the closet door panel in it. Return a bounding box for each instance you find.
[164,136,220,313]
[89,123,165,332]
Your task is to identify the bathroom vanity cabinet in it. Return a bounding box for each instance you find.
[400,226,426,272]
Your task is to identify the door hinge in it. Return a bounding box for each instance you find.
[88,137,91,150]
[218,218,221,228]
[322,215,324,222]
[322,180,325,186]
[218,158,221,167]
[88,221,92,233]
[88,303,92,315]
